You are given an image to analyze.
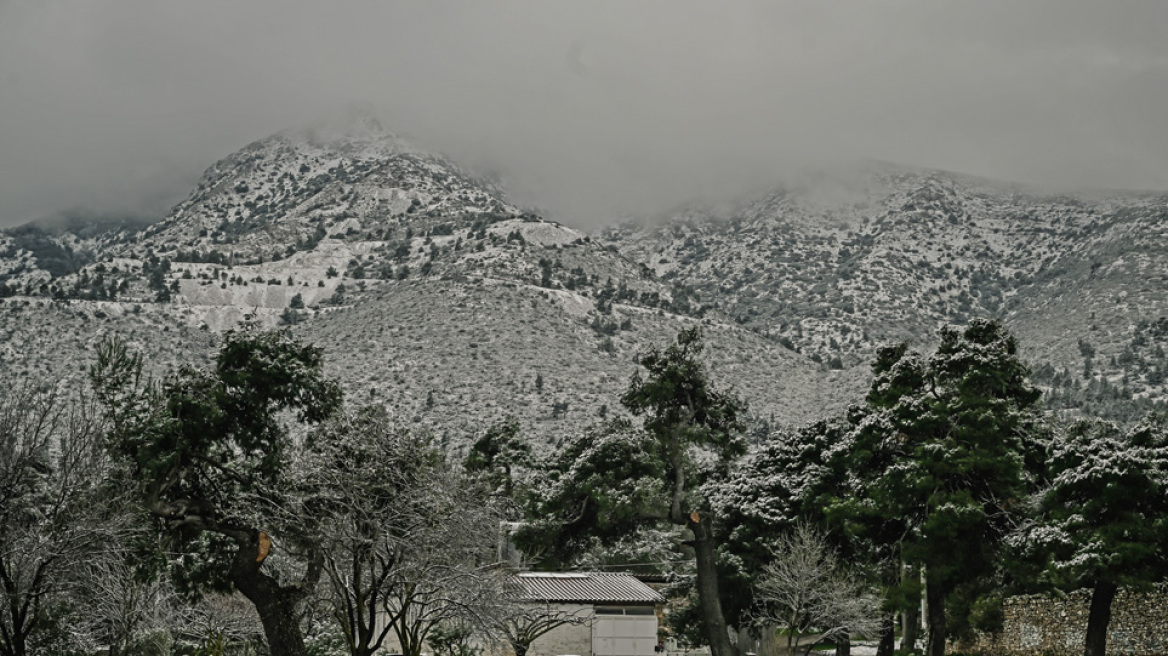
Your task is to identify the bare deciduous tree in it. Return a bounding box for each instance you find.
[0,383,128,656]
[752,524,880,656]
[293,407,506,656]
[71,549,188,656]
[177,593,267,654]
[495,595,590,656]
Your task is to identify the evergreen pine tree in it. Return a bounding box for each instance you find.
[841,320,1042,656]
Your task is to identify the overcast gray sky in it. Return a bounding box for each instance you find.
[2,0,1167,228]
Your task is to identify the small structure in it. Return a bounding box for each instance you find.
[516,572,665,656]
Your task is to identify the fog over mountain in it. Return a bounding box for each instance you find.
[3,0,1168,228]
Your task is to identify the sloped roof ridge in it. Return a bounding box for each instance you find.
[516,571,664,604]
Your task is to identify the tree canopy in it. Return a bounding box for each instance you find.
[837,320,1044,656]
[1011,413,1168,656]
[520,327,744,656]
[91,328,343,656]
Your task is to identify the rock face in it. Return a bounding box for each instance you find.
[3,117,1168,450]
[960,584,1168,656]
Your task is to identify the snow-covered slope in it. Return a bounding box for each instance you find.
[0,116,859,449]
[4,121,1167,434]
[125,112,518,262]
[605,165,1168,421]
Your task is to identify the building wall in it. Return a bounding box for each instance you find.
[527,604,595,656]
[959,583,1168,656]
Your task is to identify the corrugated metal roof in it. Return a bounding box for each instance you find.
[517,572,665,605]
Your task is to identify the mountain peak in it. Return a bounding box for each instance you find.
[283,105,416,156]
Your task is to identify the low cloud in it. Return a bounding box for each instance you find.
[2,0,1167,228]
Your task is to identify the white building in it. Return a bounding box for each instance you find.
[516,572,665,656]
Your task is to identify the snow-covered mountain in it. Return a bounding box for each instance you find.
[0,116,859,449]
[3,119,1166,444]
[127,112,517,262]
[606,164,1168,421]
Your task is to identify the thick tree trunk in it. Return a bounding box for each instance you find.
[229,532,317,656]
[1083,581,1118,656]
[901,562,920,653]
[0,562,36,656]
[688,516,736,656]
[875,614,895,656]
[835,633,850,656]
[925,578,946,656]
[0,616,32,656]
[352,634,379,656]
[0,631,27,656]
[902,603,920,653]
[351,632,380,656]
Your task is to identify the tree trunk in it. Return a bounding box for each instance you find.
[0,562,34,656]
[0,614,32,656]
[0,631,26,656]
[1083,581,1118,656]
[352,632,380,656]
[835,632,850,656]
[875,614,895,656]
[229,533,315,656]
[689,516,736,656]
[902,602,920,653]
[925,577,946,656]
[900,562,920,653]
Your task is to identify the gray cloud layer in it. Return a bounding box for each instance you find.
[2,0,1167,228]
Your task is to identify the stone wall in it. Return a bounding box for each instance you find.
[959,583,1168,656]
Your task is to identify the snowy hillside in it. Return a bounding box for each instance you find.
[3,120,1167,438]
[605,166,1168,420]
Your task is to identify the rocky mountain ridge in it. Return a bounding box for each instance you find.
[3,119,1166,446]
[608,166,1168,421]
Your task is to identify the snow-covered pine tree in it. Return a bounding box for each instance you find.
[839,319,1043,656]
[1014,414,1168,656]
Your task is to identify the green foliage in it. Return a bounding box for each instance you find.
[520,327,744,656]
[1033,360,1162,427]
[428,622,482,656]
[304,627,350,656]
[280,307,301,326]
[515,419,665,567]
[1015,413,1168,591]
[710,420,855,626]
[464,417,530,498]
[844,320,1042,588]
[520,328,746,568]
[662,586,707,649]
[621,326,745,463]
[90,328,343,596]
[2,224,93,278]
[538,258,553,288]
